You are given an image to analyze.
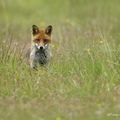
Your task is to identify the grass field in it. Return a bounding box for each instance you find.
[0,0,120,120]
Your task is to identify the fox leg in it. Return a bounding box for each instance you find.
[30,58,36,68]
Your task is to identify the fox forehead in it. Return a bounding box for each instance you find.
[32,29,51,40]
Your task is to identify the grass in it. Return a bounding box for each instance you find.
[0,0,120,120]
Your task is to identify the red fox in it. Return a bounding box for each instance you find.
[26,25,53,69]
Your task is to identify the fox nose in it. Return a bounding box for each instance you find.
[40,46,43,50]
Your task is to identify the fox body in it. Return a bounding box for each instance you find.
[26,25,52,68]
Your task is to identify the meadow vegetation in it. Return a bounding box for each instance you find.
[0,0,120,120]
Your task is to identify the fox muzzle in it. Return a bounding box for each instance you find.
[35,43,45,50]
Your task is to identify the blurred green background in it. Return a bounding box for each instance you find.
[0,0,120,30]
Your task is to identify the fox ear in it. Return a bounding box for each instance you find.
[45,25,52,35]
[32,25,39,35]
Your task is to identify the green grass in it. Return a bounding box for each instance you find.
[0,0,120,120]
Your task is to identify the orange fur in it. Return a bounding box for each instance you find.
[32,29,51,47]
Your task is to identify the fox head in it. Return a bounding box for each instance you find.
[31,25,52,50]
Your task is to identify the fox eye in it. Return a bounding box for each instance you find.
[44,39,48,42]
[36,39,40,41]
